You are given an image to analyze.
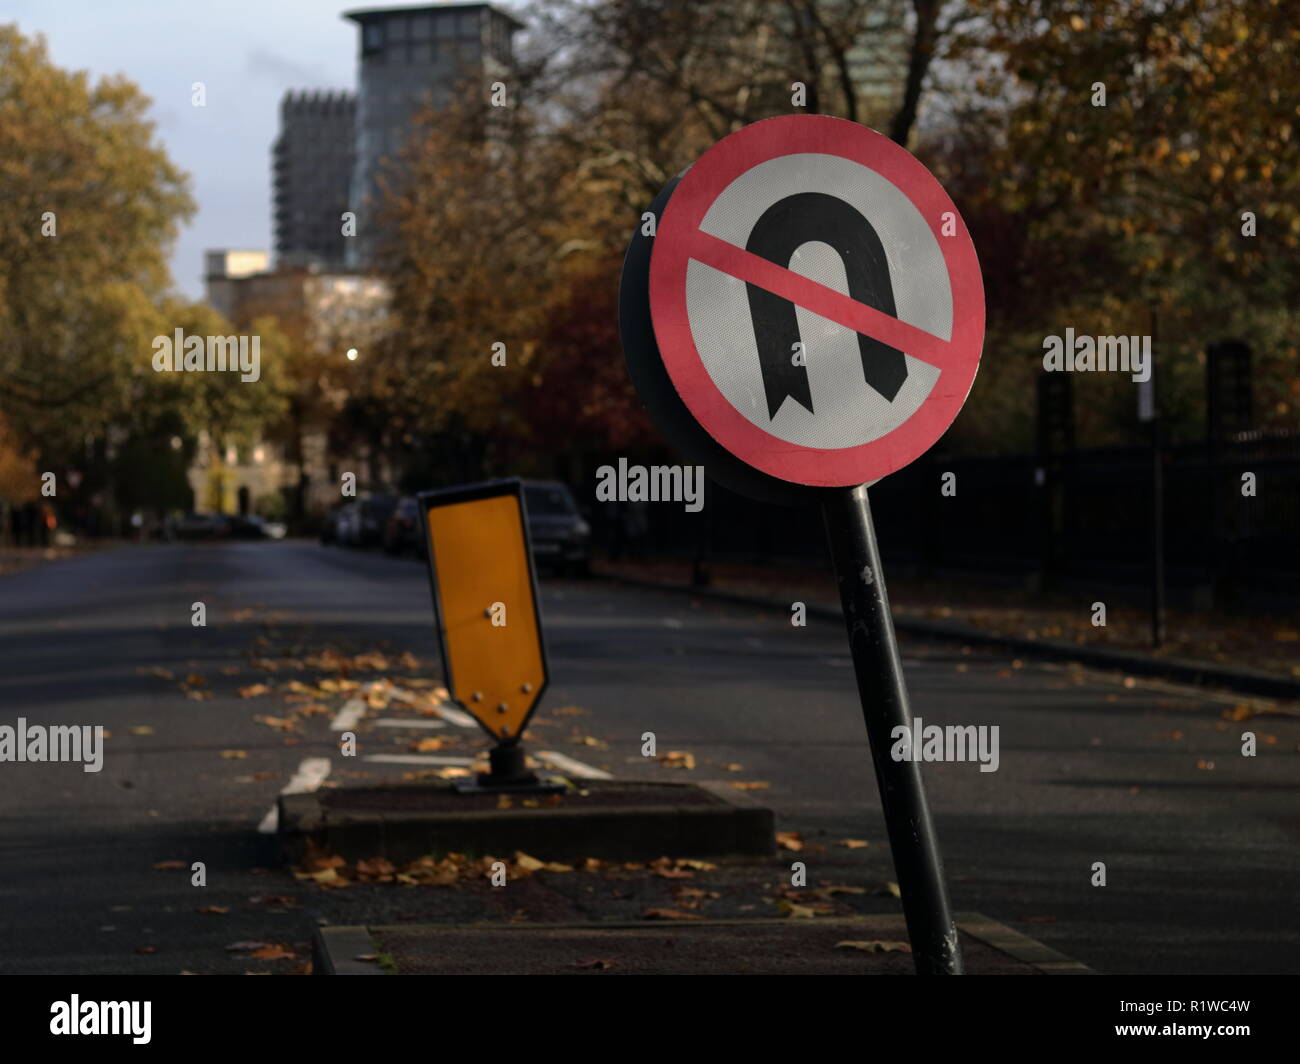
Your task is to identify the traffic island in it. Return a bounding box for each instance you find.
[278,779,775,864]
[312,914,1092,975]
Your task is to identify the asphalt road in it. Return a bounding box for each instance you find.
[0,539,1296,974]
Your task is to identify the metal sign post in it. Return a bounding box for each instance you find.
[1143,312,1165,649]
[619,115,985,973]
[823,485,962,974]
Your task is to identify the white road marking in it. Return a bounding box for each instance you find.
[362,754,476,766]
[431,702,478,728]
[374,718,447,729]
[330,698,367,732]
[257,756,332,835]
[535,750,613,780]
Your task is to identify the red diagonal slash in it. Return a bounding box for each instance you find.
[685,229,954,372]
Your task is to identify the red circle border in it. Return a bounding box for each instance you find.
[648,114,985,487]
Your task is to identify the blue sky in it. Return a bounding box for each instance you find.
[8,1,372,298]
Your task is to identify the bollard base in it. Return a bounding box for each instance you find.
[451,741,570,795]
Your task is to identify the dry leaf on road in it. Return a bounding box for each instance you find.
[776,831,803,852]
[835,940,911,953]
[657,750,695,768]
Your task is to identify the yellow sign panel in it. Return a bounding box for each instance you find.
[420,481,547,741]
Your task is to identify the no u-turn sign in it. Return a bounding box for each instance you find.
[620,114,979,974]
[636,114,984,488]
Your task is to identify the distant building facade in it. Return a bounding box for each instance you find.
[272,91,356,270]
[199,252,392,519]
[342,3,523,266]
[204,249,270,320]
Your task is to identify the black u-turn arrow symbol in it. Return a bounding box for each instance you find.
[744,192,907,418]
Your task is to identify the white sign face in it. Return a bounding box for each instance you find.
[687,152,950,450]
[647,115,985,488]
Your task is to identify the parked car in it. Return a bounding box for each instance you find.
[332,501,362,546]
[383,496,423,556]
[320,502,349,545]
[336,494,397,548]
[229,514,287,540]
[168,512,229,540]
[522,480,590,575]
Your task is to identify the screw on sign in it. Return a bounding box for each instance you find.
[620,115,985,974]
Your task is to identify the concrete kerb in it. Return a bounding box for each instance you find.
[313,913,1094,976]
[279,778,776,865]
[596,571,1300,703]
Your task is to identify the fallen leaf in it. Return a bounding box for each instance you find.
[776,831,803,852]
[574,957,617,970]
[128,725,154,736]
[152,860,187,871]
[355,857,397,880]
[238,684,272,699]
[642,908,702,921]
[835,940,912,953]
[219,750,248,759]
[248,945,296,960]
[657,750,695,769]
[730,781,769,790]
[248,894,299,907]
[195,905,229,915]
[837,839,870,849]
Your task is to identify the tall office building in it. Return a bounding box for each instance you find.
[272,91,357,270]
[342,3,523,267]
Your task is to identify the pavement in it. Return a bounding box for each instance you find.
[595,559,1300,700]
[1,539,1298,974]
[315,914,1091,975]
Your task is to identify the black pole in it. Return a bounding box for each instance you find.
[1149,318,1166,649]
[821,484,962,975]
[1150,416,1166,648]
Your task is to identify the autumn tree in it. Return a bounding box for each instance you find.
[934,0,1300,449]
[0,25,194,465]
